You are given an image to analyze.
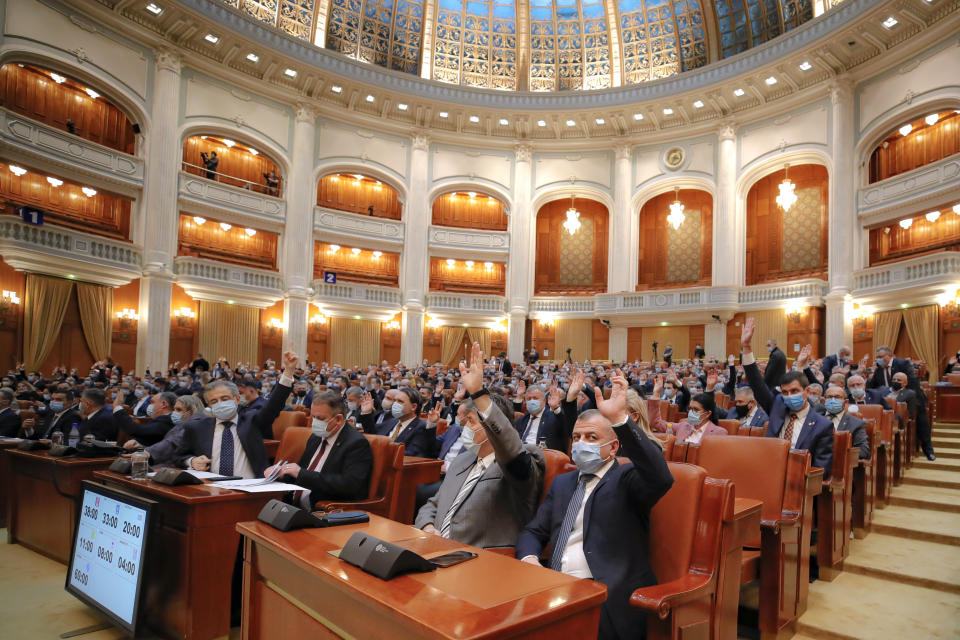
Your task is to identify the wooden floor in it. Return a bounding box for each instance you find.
[1,426,958,639]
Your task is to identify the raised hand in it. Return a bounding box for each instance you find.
[741,317,755,349]
[427,402,442,424]
[706,369,719,390]
[652,374,664,397]
[547,383,563,410]
[282,342,300,375]
[360,392,375,414]
[458,342,484,395]
[566,369,585,402]
[594,368,628,424]
[796,344,812,368]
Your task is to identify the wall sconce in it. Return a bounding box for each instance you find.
[173,306,196,326]
[784,303,803,323]
[1,289,21,309]
[116,308,139,328]
[937,288,960,313]
[384,319,401,330]
[851,302,873,328]
[492,319,507,333]
[425,315,442,328]
[539,316,555,328]
[310,313,327,325]
[268,318,284,336]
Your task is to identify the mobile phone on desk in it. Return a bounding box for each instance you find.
[429,550,478,568]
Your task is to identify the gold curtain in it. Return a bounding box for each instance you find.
[555,319,593,362]
[22,274,74,371]
[640,326,690,360]
[75,282,113,362]
[329,317,380,368]
[198,301,259,367]
[872,310,903,355]
[440,326,467,366]
[466,327,491,358]
[902,305,939,383]
[749,309,788,357]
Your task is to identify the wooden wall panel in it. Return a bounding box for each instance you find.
[727,313,745,359]
[317,174,402,219]
[785,306,824,361]
[422,324,443,365]
[530,321,556,361]
[637,189,713,289]
[1,161,131,240]
[869,111,960,183]
[591,319,609,361]
[534,198,608,295]
[641,326,691,361]
[688,325,705,357]
[869,208,960,265]
[313,243,399,287]
[0,64,135,154]
[0,258,25,371]
[380,314,402,365]
[626,327,645,362]
[746,163,829,285]
[429,259,505,294]
[177,215,277,270]
[852,312,874,364]
[169,284,198,368]
[109,280,139,372]
[182,136,282,195]
[942,305,960,374]
[432,192,508,230]
[257,300,284,367]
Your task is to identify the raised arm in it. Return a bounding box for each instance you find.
[740,318,775,414]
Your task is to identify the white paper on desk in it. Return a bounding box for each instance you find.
[210,478,302,493]
[184,470,233,479]
[0,437,23,443]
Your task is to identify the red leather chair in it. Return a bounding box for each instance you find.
[314,434,405,520]
[816,430,857,580]
[631,462,735,640]
[540,448,576,505]
[718,419,740,435]
[271,411,309,440]
[655,434,676,461]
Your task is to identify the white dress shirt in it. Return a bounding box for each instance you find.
[686,423,706,444]
[133,396,150,415]
[740,405,758,425]
[211,420,254,478]
[389,416,415,441]
[297,427,343,508]
[560,457,616,579]
[523,412,543,445]
[786,403,810,448]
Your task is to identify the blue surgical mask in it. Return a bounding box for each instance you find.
[211,400,238,421]
[347,401,358,412]
[460,427,482,456]
[146,404,156,418]
[687,410,701,425]
[312,418,329,439]
[170,411,183,425]
[663,388,675,398]
[571,440,614,474]
[526,399,542,415]
[783,393,805,412]
[391,402,405,419]
[849,387,865,399]
[824,398,844,415]
[134,389,145,398]
[49,401,64,413]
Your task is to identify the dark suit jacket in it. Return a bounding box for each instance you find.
[724,405,768,427]
[78,406,118,441]
[0,408,20,438]
[835,412,870,460]
[764,347,787,390]
[848,388,889,410]
[33,408,83,439]
[238,395,266,423]
[436,424,463,461]
[114,410,173,447]
[375,416,437,458]
[514,409,566,451]
[131,395,151,417]
[283,425,373,504]
[820,354,847,378]
[868,358,923,403]
[175,382,291,477]
[516,419,673,640]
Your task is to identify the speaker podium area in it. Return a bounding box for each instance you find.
[238,513,607,639]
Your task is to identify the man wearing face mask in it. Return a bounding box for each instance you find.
[740,318,834,476]
[266,390,373,508]
[517,370,673,640]
[0,388,21,437]
[726,386,768,427]
[821,386,870,459]
[176,346,298,478]
[77,389,118,441]
[763,338,788,392]
[821,346,852,378]
[360,387,397,433]
[416,343,544,548]
[343,386,364,423]
[288,380,313,407]
[22,389,81,439]
[845,375,889,409]
[890,371,934,461]
[375,386,436,458]
[237,378,265,422]
[515,385,566,451]
[112,391,177,447]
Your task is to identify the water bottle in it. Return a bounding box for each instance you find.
[538,437,547,449]
[51,430,64,446]
[131,447,149,479]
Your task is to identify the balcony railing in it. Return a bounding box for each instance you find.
[178,171,285,222]
[426,293,507,314]
[738,279,828,305]
[858,155,960,222]
[313,207,404,247]
[312,280,403,309]
[530,297,597,315]
[428,225,509,253]
[852,251,960,294]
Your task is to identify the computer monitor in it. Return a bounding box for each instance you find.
[65,481,156,635]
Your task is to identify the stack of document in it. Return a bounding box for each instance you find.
[210,477,303,493]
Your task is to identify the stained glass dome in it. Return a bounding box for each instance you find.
[221,0,831,91]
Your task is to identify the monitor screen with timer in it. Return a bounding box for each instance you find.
[65,481,156,635]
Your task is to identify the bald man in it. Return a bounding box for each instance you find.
[516,372,673,640]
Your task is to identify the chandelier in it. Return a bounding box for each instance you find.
[563,194,581,235]
[666,187,685,230]
[776,164,798,212]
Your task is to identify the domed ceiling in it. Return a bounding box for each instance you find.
[221,0,834,91]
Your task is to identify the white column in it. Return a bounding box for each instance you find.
[135,49,181,375]
[713,123,740,288]
[609,144,633,293]
[280,104,318,357]
[507,144,533,362]
[400,132,430,365]
[608,326,627,362]
[826,79,856,353]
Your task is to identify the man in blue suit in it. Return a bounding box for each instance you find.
[515,385,567,451]
[820,346,851,378]
[725,386,769,427]
[740,320,834,476]
[517,372,673,640]
[374,387,437,458]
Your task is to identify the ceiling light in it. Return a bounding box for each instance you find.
[954,204,960,215]
[8,165,26,176]
[145,3,162,15]
[81,187,97,197]
[499,118,509,126]
[353,174,363,180]
[372,251,382,258]
[84,88,99,100]
[925,211,941,223]
[350,247,361,255]
[537,120,546,127]
[468,192,476,198]
[329,244,340,252]
[799,61,812,71]
[765,76,778,85]
[484,261,493,270]
[193,216,206,225]
[595,118,605,125]
[246,52,259,63]
[248,148,258,156]
[50,73,65,84]
[662,108,673,115]
[204,34,220,44]
[898,218,913,229]
[667,186,685,230]
[331,85,342,93]
[365,94,375,103]
[245,228,257,236]
[219,222,232,231]
[733,88,745,97]
[776,164,798,212]
[223,139,235,147]
[284,68,297,77]
[925,113,939,126]
[633,113,643,120]
[469,115,480,123]
[899,124,912,136]
[439,111,448,118]
[446,259,455,266]
[200,135,208,139]
[563,194,581,235]
[398,103,408,111]
[566,119,576,127]
[693,100,704,109]
[465,260,474,270]
[46,176,63,187]
[882,16,898,29]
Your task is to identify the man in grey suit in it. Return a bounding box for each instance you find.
[821,384,870,460]
[416,343,545,549]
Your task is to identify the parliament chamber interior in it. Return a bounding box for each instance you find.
[0,0,959,638]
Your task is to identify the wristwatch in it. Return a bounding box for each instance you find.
[469,387,489,400]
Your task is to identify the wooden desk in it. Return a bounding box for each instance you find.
[934,386,960,423]
[397,456,443,524]
[6,449,114,563]
[238,514,607,639]
[0,440,22,528]
[93,471,276,640]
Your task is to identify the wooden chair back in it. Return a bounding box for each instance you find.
[718,419,740,435]
[315,434,405,519]
[272,411,309,440]
[276,427,311,463]
[540,448,576,505]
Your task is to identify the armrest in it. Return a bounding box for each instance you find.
[314,497,386,511]
[760,511,801,533]
[630,573,716,619]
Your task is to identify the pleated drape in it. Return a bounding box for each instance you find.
[872,310,903,354]
[76,282,113,362]
[902,305,939,382]
[555,319,593,362]
[465,327,491,358]
[440,326,467,366]
[23,274,74,370]
[329,317,380,367]
[198,301,259,366]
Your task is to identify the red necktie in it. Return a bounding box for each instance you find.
[293,439,328,509]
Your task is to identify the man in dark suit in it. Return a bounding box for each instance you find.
[868,346,920,395]
[891,371,934,460]
[237,378,265,422]
[374,387,436,458]
[77,389,118,442]
[176,347,297,478]
[693,343,706,360]
[516,372,673,640]
[741,319,834,476]
[846,375,889,409]
[129,383,152,416]
[21,389,82,439]
[268,390,373,509]
[763,338,787,391]
[343,386,364,423]
[190,353,210,373]
[662,343,674,366]
[820,346,851,378]
[821,385,870,460]
[112,391,176,447]
[515,385,566,451]
[0,388,21,437]
[725,386,769,427]
[360,388,397,434]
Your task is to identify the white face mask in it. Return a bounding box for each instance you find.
[460,426,483,456]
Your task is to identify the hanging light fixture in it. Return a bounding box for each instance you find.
[562,194,582,235]
[776,163,798,212]
[666,186,685,230]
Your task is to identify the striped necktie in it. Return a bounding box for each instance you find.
[549,474,595,571]
[439,457,486,538]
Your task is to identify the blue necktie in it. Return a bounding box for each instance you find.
[549,474,595,571]
[219,422,235,476]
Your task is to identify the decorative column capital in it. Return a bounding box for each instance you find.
[155,48,181,74]
[614,144,632,161]
[717,121,737,142]
[412,132,430,151]
[829,76,855,106]
[514,144,532,163]
[296,103,318,125]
